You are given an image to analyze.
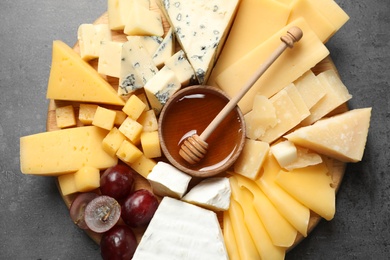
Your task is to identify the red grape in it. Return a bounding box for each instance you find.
[100,164,135,200]
[69,192,98,229]
[84,195,121,233]
[121,189,159,228]
[100,225,137,260]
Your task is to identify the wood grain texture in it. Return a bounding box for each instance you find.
[46,2,346,252]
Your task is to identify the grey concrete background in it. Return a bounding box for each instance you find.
[0,0,389,259]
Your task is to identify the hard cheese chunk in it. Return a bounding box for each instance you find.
[46,41,124,106]
[20,126,118,175]
[92,106,116,130]
[133,197,229,260]
[124,1,164,36]
[147,161,191,198]
[182,177,231,211]
[270,140,298,168]
[285,108,372,162]
[294,70,326,110]
[158,0,240,84]
[216,18,329,114]
[55,105,76,128]
[74,166,100,192]
[98,41,124,78]
[275,162,336,220]
[77,24,111,60]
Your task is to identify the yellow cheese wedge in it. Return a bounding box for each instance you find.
[285,108,372,162]
[46,40,125,106]
[228,199,261,260]
[256,154,310,236]
[234,174,297,247]
[275,162,336,220]
[230,177,286,259]
[215,17,329,114]
[223,211,240,260]
[20,126,118,175]
[207,0,290,85]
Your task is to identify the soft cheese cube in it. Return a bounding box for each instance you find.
[77,24,111,60]
[144,69,181,115]
[74,166,100,192]
[116,139,143,163]
[182,177,231,211]
[137,110,158,132]
[163,50,196,86]
[58,173,78,196]
[55,105,76,129]
[147,161,191,198]
[98,41,123,78]
[79,104,98,125]
[92,106,116,130]
[140,131,161,158]
[124,1,164,36]
[102,127,126,157]
[118,117,143,144]
[270,140,298,168]
[122,94,147,120]
[152,28,174,68]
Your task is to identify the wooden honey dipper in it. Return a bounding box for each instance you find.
[179,26,303,165]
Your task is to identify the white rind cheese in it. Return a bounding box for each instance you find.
[158,0,240,84]
[182,177,231,211]
[133,197,229,260]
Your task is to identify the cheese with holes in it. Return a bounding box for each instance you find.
[20,126,118,175]
[116,139,143,163]
[78,104,98,125]
[133,197,228,260]
[46,41,124,106]
[216,18,329,114]
[137,110,158,132]
[285,108,372,162]
[158,0,240,84]
[118,117,143,144]
[276,162,335,220]
[92,106,116,130]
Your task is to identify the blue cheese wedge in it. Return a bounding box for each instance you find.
[182,177,231,211]
[158,0,239,84]
[133,197,229,260]
[147,161,191,198]
[152,27,175,68]
[126,35,163,56]
[118,37,158,96]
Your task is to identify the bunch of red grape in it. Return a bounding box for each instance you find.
[69,164,159,259]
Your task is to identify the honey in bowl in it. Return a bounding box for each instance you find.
[158,85,246,177]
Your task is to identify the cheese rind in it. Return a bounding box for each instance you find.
[46,41,124,106]
[20,126,118,175]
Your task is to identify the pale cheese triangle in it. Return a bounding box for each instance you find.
[46,40,125,106]
[285,108,372,162]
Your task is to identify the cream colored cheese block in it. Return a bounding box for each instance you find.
[284,83,310,120]
[77,24,112,61]
[207,0,290,85]
[283,145,323,171]
[20,126,118,175]
[46,41,124,106]
[294,70,326,110]
[98,41,124,78]
[234,174,297,247]
[152,27,174,68]
[108,0,123,30]
[276,162,336,220]
[162,50,196,86]
[285,108,372,162]
[124,1,164,36]
[126,35,163,56]
[230,177,286,259]
[215,18,329,114]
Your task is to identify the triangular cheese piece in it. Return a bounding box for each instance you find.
[158,0,239,84]
[285,108,372,162]
[46,40,125,106]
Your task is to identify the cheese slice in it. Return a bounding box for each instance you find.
[46,41,124,106]
[133,197,229,260]
[20,126,118,175]
[158,0,240,84]
[307,0,349,31]
[275,162,336,220]
[223,211,240,260]
[294,70,326,109]
[215,18,329,114]
[285,108,372,162]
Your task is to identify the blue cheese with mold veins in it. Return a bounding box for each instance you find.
[152,27,175,68]
[162,50,196,86]
[132,197,229,260]
[158,0,240,84]
[119,37,158,96]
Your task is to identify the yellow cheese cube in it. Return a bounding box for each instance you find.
[20,126,118,175]
[137,110,158,132]
[234,139,269,180]
[77,24,112,61]
[140,131,161,158]
[118,117,143,144]
[92,106,116,130]
[116,139,143,164]
[113,110,127,125]
[58,173,78,196]
[74,166,100,192]
[55,105,76,128]
[102,127,126,157]
[122,94,147,120]
[137,93,150,111]
[127,155,156,179]
[79,104,98,125]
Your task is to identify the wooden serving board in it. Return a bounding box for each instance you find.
[46,3,346,253]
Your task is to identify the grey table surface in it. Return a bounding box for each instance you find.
[1,0,389,259]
